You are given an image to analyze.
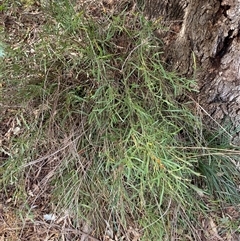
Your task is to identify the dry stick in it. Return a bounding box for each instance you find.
[120,38,149,73]
[23,134,83,167]
[168,146,240,153]
[188,95,232,138]
[140,198,172,231]
[34,221,100,241]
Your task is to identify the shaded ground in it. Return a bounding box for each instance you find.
[1,1,240,240]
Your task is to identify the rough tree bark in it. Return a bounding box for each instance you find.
[144,0,240,145]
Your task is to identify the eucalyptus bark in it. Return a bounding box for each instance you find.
[145,0,240,145]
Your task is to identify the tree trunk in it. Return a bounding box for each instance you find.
[144,0,240,145]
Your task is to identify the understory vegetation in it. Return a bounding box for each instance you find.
[1,0,240,240]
